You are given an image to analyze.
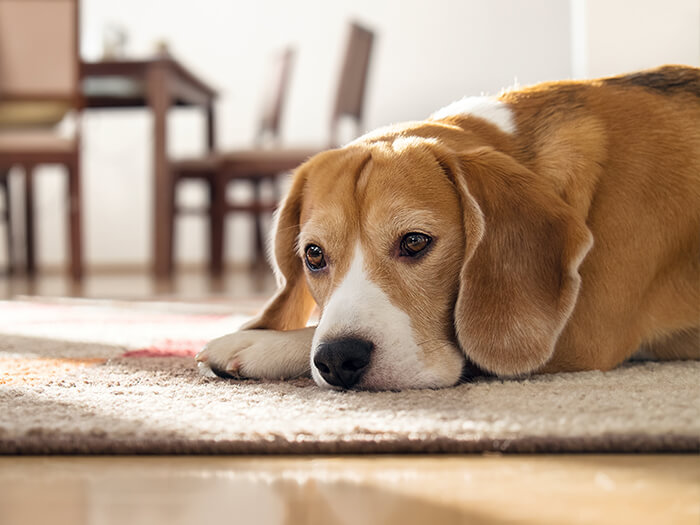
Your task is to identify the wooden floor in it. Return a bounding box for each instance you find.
[0,455,698,525]
[0,267,277,301]
[1,270,699,524]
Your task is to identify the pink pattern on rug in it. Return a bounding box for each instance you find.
[123,339,209,358]
[0,300,257,360]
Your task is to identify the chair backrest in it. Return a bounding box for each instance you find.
[0,0,80,104]
[329,21,375,147]
[255,47,295,147]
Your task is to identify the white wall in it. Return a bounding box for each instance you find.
[4,0,697,271]
[572,0,700,78]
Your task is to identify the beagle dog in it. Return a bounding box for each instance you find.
[197,65,700,390]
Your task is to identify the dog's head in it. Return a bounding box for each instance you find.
[248,123,592,390]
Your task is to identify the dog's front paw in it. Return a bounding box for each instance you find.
[196,328,314,380]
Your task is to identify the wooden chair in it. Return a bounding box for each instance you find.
[168,21,375,276]
[0,0,83,280]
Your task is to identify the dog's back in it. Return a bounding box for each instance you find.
[495,66,700,371]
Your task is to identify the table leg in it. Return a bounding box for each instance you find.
[147,62,173,278]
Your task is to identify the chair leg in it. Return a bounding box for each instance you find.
[252,178,265,269]
[23,165,36,277]
[166,174,177,275]
[0,173,13,275]
[67,158,83,281]
[271,174,282,204]
[209,177,225,277]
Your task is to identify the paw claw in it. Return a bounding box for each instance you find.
[226,358,241,374]
[197,361,216,378]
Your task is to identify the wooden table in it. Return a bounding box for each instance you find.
[81,57,218,278]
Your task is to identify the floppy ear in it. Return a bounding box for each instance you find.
[444,147,593,376]
[243,166,317,331]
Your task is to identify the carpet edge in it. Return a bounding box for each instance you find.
[1,433,698,455]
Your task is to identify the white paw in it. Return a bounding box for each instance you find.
[195,328,314,380]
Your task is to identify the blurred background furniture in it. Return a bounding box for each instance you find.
[0,0,83,280]
[81,57,218,279]
[169,46,302,276]
[328,21,375,147]
[168,21,375,277]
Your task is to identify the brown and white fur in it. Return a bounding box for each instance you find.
[197,65,700,390]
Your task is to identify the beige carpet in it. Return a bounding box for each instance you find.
[1,299,698,454]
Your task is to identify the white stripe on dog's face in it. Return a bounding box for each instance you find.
[311,243,462,390]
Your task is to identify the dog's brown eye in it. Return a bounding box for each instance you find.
[400,232,432,257]
[305,244,326,271]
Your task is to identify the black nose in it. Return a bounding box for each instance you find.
[313,338,373,388]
